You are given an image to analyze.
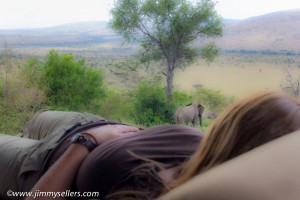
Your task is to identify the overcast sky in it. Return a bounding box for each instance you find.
[1,0,300,29]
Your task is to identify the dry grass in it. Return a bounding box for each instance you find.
[174,54,300,98]
[10,46,300,99]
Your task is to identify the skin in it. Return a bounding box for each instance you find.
[26,124,139,200]
[158,166,181,185]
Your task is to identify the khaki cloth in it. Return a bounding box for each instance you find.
[0,110,104,199]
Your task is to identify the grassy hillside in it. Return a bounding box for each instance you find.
[214,9,300,52]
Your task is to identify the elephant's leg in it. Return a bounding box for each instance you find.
[192,119,196,127]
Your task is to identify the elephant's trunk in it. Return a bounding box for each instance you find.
[199,114,203,127]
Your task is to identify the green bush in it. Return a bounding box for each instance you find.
[131,80,173,127]
[172,90,193,107]
[99,88,132,122]
[22,58,46,88]
[23,50,107,112]
[194,88,235,112]
[44,51,106,110]
[1,50,108,135]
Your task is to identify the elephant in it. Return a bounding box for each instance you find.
[175,103,204,127]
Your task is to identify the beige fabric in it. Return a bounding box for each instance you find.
[22,110,104,139]
[0,110,104,198]
[0,135,38,196]
[159,130,300,200]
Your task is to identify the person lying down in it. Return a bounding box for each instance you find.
[1,90,300,200]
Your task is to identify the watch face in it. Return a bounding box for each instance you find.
[71,133,96,152]
[77,135,86,142]
[71,133,80,142]
[71,133,86,142]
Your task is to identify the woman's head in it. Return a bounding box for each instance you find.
[172,91,300,188]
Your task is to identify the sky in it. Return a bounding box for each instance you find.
[1,0,300,29]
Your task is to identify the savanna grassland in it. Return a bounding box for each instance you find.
[2,9,300,133]
[7,45,300,100]
[2,43,300,134]
[174,54,300,98]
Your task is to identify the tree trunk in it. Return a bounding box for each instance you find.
[166,63,175,102]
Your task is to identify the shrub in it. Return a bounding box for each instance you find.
[99,88,132,122]
[172,90,194,107]
[194,88,234,113]
[22,58,46,89]
[30,50,106,111]
[131,80,172,126]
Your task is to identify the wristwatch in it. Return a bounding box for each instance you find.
[71,133,97,152]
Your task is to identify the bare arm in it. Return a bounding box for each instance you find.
[26,124,139,200]
[27,143,89,200]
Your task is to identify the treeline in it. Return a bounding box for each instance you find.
[223,49,300,56]
[0,50,233,135]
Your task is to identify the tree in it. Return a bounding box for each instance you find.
[108,58,145,86]
[109,0,223,101]
[42,50,106,111]
[281,65,300,97]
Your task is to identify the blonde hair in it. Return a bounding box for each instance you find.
[170,91,300,189]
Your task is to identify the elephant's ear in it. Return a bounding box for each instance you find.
[198,104,204,113]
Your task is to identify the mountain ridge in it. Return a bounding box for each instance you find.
[214,9,300,52]
[1,9,300,52]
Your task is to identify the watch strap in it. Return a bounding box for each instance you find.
[71,133,97,152]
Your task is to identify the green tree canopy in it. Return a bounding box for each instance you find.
[110,0,223,100]
[44,50,106,110]
[132,80,172,126]
[23,50,106,111]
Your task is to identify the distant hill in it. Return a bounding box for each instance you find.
[222,19,241,26]
[2,9,300,53]
[0,21,123,48]
[214,9,300,53]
